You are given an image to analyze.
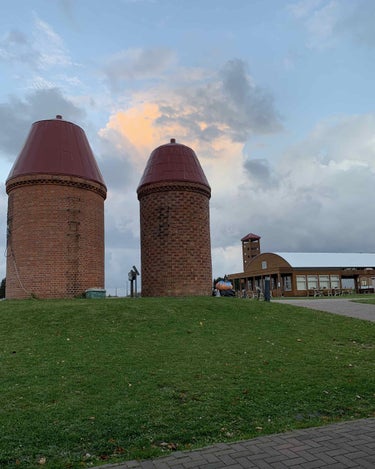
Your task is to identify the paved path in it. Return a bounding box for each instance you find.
[95,299,375,469]
[96,418,375,468]
[273,298,375,322]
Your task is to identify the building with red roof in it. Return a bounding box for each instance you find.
[6,116,107,299]
[228,234,375,297]
[137,139,212,296]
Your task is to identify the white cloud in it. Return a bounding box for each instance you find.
[0,88,85,157]
[287,0,341,49]
[287,0,375,50]
[288,0,327,19]
[228,113,375,258]
[0,15,73,71]
[104,47,176,91]
[33,15,73,68]
[335,0,375,47]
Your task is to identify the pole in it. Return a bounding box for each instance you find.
[264,276,271,302]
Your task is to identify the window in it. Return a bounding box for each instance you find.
[283,276,292,291]
[330,275,340,288]
[319,275,330,289]
[262,261,267,269]
[307,275,318,289]
[296,275,307,290]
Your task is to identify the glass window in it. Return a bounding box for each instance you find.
[319,275,330,289]
[307,275,318,289]
[330,275,340,288]
[261,261,267,269]
[283,276,292,291]
[296,275,306,290]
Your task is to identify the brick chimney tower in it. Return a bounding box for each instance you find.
[241,233,261,272]
[5,116,107,299]
[137,139,212,296]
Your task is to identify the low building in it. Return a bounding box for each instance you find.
[227,233,375,297]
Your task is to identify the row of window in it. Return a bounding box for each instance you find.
[296,275,340,291]
[239,275,341,292]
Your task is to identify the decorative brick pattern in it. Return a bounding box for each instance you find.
[138,183,212,297]
[6,174,105,299]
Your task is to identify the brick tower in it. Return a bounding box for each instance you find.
[241,233,261,272]
[137,139,212,297]
[5,116,107,299]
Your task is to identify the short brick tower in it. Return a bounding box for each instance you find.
[5,116,107,299]
[241,233,261,271]
[137,139,212,297]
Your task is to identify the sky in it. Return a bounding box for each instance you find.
[1,0,375,295]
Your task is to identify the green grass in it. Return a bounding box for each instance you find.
[0,297,374,468]
[354,298,375,305]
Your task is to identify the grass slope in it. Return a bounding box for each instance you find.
[0,297,374,468]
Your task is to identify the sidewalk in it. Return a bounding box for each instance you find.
[273,298,375,322]
[95,418,375,468]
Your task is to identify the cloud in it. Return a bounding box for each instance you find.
[152,58,282,144]
[0,29,40,67]
[0,14,83,99]
[0,15,73,71]
[104,47,176,91]
[335,0,375,47]
[281,114,375,170]
[219,59,282,137]
[243,158,278,188]
[288,0,375,50]
[287,0,341,49]
[102,56,282,148]
[33,15,73,69]
[0,88,85,157]
[287,0,328,19]
[58,0,78,29]
[97,126,140,190]
[219,113,375,264]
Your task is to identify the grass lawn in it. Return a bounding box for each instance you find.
[354,298,375,305]
[0,297,374,468]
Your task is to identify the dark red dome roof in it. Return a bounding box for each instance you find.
[137,139,210,193]
[6,116,106,189]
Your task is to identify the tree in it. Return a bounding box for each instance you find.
[0,278,6,299]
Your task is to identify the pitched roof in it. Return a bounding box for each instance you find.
[241,233,261,242]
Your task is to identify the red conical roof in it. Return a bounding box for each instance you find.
[6,116,106,189]
[137,139,210,193]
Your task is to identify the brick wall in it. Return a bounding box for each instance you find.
[138,182,212,297]
[6,174,105,299]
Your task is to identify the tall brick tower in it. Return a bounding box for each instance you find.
[137,139,212,297]
[5,116,107,299]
